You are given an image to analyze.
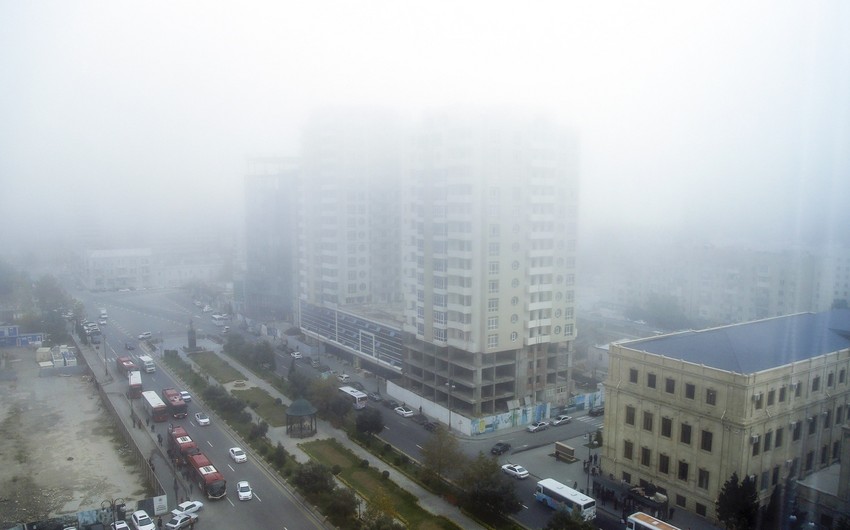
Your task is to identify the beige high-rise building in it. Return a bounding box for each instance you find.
[601,309,850,524]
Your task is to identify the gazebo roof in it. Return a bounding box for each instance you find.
[287,397,317,417]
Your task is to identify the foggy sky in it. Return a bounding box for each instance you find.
[1,1,848,252]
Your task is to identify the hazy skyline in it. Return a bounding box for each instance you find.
[2,1,848,251]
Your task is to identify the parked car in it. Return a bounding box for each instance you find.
[394,406,414,418]
[350,381,365,391]
[311,359,321,368]
[501,463,530,479]
[164,513,198,530]
[382,399,399,409]
[367,392,382,402]
[237,480,253,501]
[180,391,192,403]
[111,522,130,530]
[131,510,155,530]
[194,412,210,426]
[229,447,247,463]
[138,332,152,340]
[552,414,572,426]
[588,407,605,417]
[337,373,351,384]
[125,343,135,350]
[170,500,204,517]
[423,421,438,432]
[527,421,549,433]
[491,442,512,455]
[290,350,302,359]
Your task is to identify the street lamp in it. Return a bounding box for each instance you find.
[445,381,456,432]
[101,497,125,528]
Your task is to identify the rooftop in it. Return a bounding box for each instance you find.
[621,309,850,374]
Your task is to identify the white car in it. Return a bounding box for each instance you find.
[138,332,152,340]
[164,513,198,530]
[527,421,549,433]
[194,412,210,426]
[99,319,108,325]
[290,350,302,359]
[552,415,573,426]
[131,510,155,530]
[180,391,192,403]
[229,447,247,463]
[237,480,253,501]
[170,500,204,517]
[111,522,130,530]
[394,406,414,418]
[501,463,530,479]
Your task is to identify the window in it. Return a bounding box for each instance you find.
[678,461,689,481]
[488,242,499,256]
[808,416,817,435]
[676,494,686,508]
[659,454,670,474]
[488,299,498,312]
[840,368,846,384]
[680,424,692,445]
[821,445,828,465]
[700,430,713,452]
[647,373,657,389]
[488,261,499,275]
[767,389,775,406]
[661,417,673,438]
[488,280,499,294]
[706,388,717,405]
[763,431,772,451]
[624,440,634,460]
[698,468,709,490]
[812,376,821,392]
[695,503,707,517]
[795,382,802,397]
[760,471,769,491]
[805,450,814,471]
[487,334,498,348]
[824,410,832,428]
[487,316,498,330]
[622,472,631,484]
[665,378,676,394]
[834,440,841,460]
[625,406,636,426]
[641,447,651,467]
[828,372,834,387]
[755,393,763,409]
[772,466,780,486]
[792,422,802,441]
[837,405,844,424]
[775,427,784,448]
[685,383,695,399]
[779,386,787,402]
[643,411,654,432]
[752,437,761,456]
[629,368,638,383]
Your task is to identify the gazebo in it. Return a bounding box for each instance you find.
[286,397,318,438]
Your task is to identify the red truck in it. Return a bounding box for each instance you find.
[116,356,137,375]
[186,452,227,500]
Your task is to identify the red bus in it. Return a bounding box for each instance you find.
[162,388,188,419]
[128,371,143,399]
[186,452,227,500]
[141,390,168,423]
[168,425,198,463]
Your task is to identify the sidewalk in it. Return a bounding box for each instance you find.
[170,343,484,530]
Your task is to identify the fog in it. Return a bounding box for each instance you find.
[1,1,848,253]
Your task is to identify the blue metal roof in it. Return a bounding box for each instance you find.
[622,309,850,374]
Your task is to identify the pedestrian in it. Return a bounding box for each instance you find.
[573,481,578,489]
[189,482,194,493]
[669,508,675,520]
[146,417,150,427]
[189,520,194,530]
[157,516,162,530]
[158,433,163,446]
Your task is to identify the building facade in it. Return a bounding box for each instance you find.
[602,310,850,523]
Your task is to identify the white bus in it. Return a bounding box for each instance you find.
[338,386,368,410]
[626,512,681,530]
[534,478,596,520]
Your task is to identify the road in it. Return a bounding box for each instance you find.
[72,287,325,530]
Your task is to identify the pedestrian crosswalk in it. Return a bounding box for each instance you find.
[576,415,604,428]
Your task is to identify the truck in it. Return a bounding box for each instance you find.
[186,452,227,500]
[167,425,199,463]
[138,355,156,373]
[116,356,138,375]
[162,388,188,419]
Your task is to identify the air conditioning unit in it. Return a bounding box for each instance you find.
[750,434,760,444]
[790,382,799,390]
[752,392,763,402]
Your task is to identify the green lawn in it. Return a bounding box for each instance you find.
[232,387,288,427]
[187,351,245,383]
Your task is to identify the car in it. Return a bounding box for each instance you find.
[180,391,192,403]
[222,326,230,334]
[290,350,302,359]
[490,442,512,455]
[394,406,414,417]
[588,407,605,417]
[164,513,198,530]
[501,463,530,479]
[552,414,573,426]
[170,500,204,517]
[337,373,351,384]
[202,305,212,313]
[194,412,210,426]
[138,332,152,340]
[311,359,321,368]
[111,521,130,530]
[527,421,549,433]
[236,480,253,501]
[99,319,107,325]
[367,392,382,402]
[131,510,155,530]
[350,381,365,391]
[194,300,202,307]
[125,343,135,350]
[229,447,247,463]
[423,421,438,432]
[383,399,400,409]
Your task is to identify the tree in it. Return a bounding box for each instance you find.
[544,509,596,530]
[292,462,335,499]
[361,490,404,530]
[716,472,759,530]
[355,407,385,438]
[419,424,464,480]
[457,451,522,519]
[323,487,359,527]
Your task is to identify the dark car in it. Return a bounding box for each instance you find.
[423,421,438,432]
[125,343,135,350]
[351,381,365,391]
[382,399,400,409]
[367,392,382,402]
[588,406,605,417]
[491,442,512,455]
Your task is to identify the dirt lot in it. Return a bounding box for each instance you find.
[0,348,146,524]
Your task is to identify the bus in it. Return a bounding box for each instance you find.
[128,370,143,399]
[338,386,368,410]
[162,388,189,419]
[534,478,596,520]
[141,390,169,422]
[627,512,681,530]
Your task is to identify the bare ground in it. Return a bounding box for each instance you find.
[0,349,146,524]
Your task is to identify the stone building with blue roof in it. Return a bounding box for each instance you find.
[601,309,850,525]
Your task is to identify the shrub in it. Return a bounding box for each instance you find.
[360,459,370,469]
[382,470,390,480]
[382,443,392,454]
[332,464,342,475]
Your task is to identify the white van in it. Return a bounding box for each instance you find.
[337,374,351,384]
[138,355,156,373]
